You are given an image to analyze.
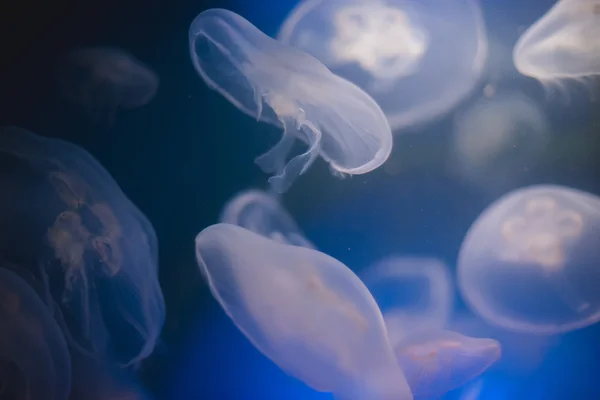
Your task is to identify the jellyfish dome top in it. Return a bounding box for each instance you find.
[189,8,392,193]
[0,126,165,367]
[0,264,71,400]
[195,223,413,400]
[513,0,600,83]
[219,189,315,248]
[277,0,488,131]
[457,184,600,334]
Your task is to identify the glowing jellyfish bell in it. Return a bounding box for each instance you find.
[0,265,71,400]
[458,184,600,334]
[277,0,488,131]
[219,189,315,248]
[195,223,413,400]
[394,330,500,398]
[0,126,165,367]
[189,8,392,193]
[513,0,600,88]
[360,256,453,344]
[57,47,159,124]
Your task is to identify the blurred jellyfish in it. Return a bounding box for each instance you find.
[513,0,600,88]
[195,223,413,400]
[394,330,500,398]
[68,351,153,400]
[57,47,159,123]
[0,126,165,367]
[0,265,71,400]
[457,184,600,334]
[277,0,488,131]
[451,92,550,194]
[361,256,453,344]
[219,189,315,248]
[189,8,392,193]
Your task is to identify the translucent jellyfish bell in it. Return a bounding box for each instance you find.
[0,126,165,367]
[195,223,413,400]
[189,8,392,193]
[361,256,453,344]
[451,92,550,193]
[513,0,600,85]
[457,184,600,334]
[394,330,500,398]
[57,47,159,124]
[219,189,315,248]
[277,0,488,130]
[0,265,71,400]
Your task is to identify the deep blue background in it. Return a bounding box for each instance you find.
[1,0,599,398]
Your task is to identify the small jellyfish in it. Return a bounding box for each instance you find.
[0,126,165,367]
[0,265,71,400]
[189,8,392,193]
[277,0,488,130]
[394,330,500,398]
[360,256,453,344]
[513,0,600,88]
[57,47,159,123]
[195,223,413,400]
[219,189,315,248]
[457,184,600,334]
[451,92,550,194]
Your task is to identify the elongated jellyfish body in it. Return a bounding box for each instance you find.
[0,265,71,400]
[0,126,165,367]
[195,223,413,400]
[458,184,600,334]
[189,8,392,193]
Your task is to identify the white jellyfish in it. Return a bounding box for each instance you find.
[451,92,550,194]
[360,256,453,344]
[0,126,165,367]
[277,0,488,131]
[57,47,159,124]
[457,184,600,334]
[0,265,71,400]
[219,189,315,248]
[189,8,392,193]
[195,223,413,400]
[394,330,500,398]
[513,0,600,88]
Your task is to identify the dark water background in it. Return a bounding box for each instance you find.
[1,0,599,398]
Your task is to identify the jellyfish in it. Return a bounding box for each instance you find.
[195,223,413,400]
[457,184,600,334]
[394,330,500,398]
[0,265,71,400]
[360,256,453,344]
[57,47,159,123]
[513,0,600,88]
[219,189,315,248]
[277,0,488,131]
[0,126,165,367]
[189,8,392,193]
[451,91,550,194]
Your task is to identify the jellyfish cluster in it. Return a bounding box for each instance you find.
[1,0,599,399]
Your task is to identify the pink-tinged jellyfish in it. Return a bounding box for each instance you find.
[0,265,71,400]
[219,189,315,248]
[457,184,600,334]
[57,47,159,123]
[361,256,453,344]
[189,8,392,193]
[277,0,488,131]
[195,223,413,400]
[451,92,550,194]
[513,0,600,88]
[0,126,165,367]
[394,330,500,398]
